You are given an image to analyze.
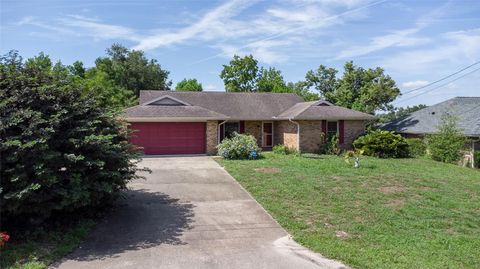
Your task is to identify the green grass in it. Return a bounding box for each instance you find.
[0,220,95,269]
[217,153,480,269]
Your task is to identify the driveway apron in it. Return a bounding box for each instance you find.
[55,156,348,269]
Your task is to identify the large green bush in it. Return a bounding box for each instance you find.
[217,133,260,159]
[406,138,427,157]
[426,114,466,163]
[0,51,142,226]
[353,130,409,158]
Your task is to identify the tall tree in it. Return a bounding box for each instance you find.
[305,61,400,114]
[95,44,171,96]
[257,67,289,92]
[175,78,203,91]
[220,55,259,92]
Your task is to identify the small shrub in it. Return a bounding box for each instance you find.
[426,114,467,163]
[273,144,296,155]
[353,130,409,158]
[217,133,261,160]
[407,138,427,157]
[319,134,340,155]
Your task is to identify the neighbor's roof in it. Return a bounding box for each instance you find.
[276,101,376,120]
[382,97,480,137]
[138,91,303,120]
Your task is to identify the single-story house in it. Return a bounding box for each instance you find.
[124,91,375,155]
[382,96,480,151]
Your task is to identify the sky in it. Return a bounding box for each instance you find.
[1,0,479,108]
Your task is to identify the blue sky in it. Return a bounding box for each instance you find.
[1,0,479,107]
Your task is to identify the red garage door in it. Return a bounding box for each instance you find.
[129,122,206,155]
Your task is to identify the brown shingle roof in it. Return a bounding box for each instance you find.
[128,91,375,121]
[276,101,375,120]
[125,105,228,119]
[139,91,303,120]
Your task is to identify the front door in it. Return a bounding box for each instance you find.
[262,122,273,147]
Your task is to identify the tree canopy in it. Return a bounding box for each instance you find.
[94,44,171,96]
[220,55,259,92]
[175,78,203,91]
[305,62,400,114]
[219,55,319,101]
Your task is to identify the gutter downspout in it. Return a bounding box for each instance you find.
[289,118,300,152]
[217,120,227,144]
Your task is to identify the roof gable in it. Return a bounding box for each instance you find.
[142,95,190,106]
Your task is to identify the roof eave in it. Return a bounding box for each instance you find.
[124,116,229,122]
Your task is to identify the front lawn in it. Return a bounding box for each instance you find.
[217,153,480,269]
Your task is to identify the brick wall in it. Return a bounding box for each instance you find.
[298,120,323,153]
[245,121,263,147]
[206,121,218,155]
[274,120,298,150]
[296,120,366,152]
[340,120,366,149]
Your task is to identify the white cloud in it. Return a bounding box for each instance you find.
[337,28,431,59]
[382,28,480,73]
[16,15,140,41]
[133,0,258,50]
[133,0,377,63]
[59,15,140,41]
[14,0,383,64]
[336,2,450,59]
[402,80,429,89]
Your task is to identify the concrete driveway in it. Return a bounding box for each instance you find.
[55,156,348,269]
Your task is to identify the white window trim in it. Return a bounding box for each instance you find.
[262,121,274,147]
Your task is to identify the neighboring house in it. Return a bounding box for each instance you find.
[124,91,375,155]
[382,97,480,150]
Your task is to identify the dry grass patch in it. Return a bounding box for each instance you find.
[254,167,282,174]
[379,185,405,194]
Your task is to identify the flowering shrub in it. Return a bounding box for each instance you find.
[0,232,10,247]
[217,133,261,160]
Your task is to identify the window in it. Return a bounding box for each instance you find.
[327,121,338,138]
[224,122,239,139]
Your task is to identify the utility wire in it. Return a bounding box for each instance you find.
[395,66,480,105]
[401,60,480,96]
